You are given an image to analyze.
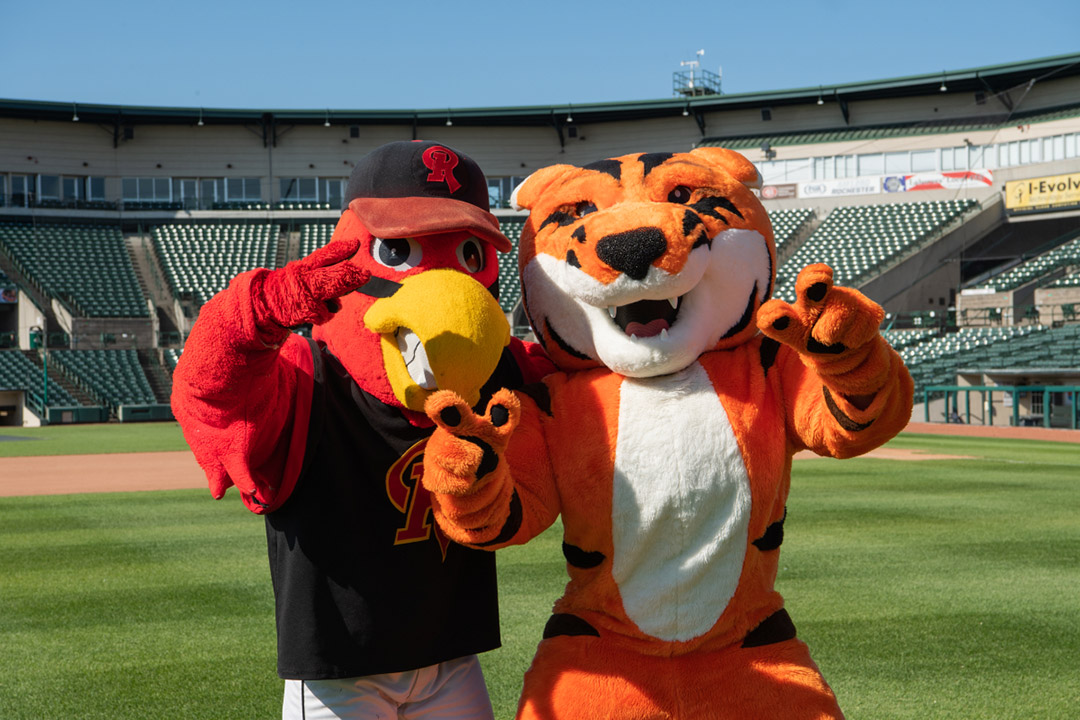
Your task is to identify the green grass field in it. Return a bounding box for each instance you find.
[1,429,1078,718]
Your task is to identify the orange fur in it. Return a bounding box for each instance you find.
[424,150,913,718]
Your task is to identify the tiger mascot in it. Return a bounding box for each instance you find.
[420,147,914,719]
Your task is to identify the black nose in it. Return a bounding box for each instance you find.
[595,228,667,281]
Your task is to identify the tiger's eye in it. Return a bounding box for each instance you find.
[575,201,598,217]
[667,186,692,204]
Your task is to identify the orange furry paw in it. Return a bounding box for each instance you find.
[758,263,891,397]
[420,390,520,543]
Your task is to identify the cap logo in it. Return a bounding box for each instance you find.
[422,146,462,193]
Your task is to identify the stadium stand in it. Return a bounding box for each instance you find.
[163,348,182,373]
[299,222,335,258]
[0,350,79,407]
[0,223,147,317]
[497,217,524,313]
[51,349,157,409]
[892,323,1080,392]
[974,229,1080,293]
[153,223,279,307]
[775,199,979,301]
[768,207,815,255]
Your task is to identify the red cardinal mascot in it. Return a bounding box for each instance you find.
[171,141,551,719]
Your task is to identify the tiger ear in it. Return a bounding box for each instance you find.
[689,147,762,190]
[510,164,583,211]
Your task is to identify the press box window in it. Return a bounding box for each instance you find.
[226,177,261,202]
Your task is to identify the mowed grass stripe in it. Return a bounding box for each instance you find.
[1,434,1077,718]
[0,422,190,457]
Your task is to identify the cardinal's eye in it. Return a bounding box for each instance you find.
[456,237,485,274]
[667,186,693,204]
[372,237,422,270]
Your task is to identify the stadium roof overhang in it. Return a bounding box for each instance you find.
[2,52,1078,134]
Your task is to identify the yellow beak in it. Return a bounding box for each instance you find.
[363,269,510,412]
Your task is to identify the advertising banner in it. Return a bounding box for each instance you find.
[798,177,881,199]
[1005,172,1080,214]
[884,170,994,193]
[760,183,797,200]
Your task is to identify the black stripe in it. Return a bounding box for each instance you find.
[742,609,797,648]
[719,282,758,340]
[459,435,499,479]
[639,152,674,177]
[518,382,553,417]
[475,489,523,547]
[690,195,744,222]
[683,210,709,249]
[572,225,587,244]
[823,386,875,431]
[583,159,622,181]
[540,210,576,231]
[354,276,401,298]
[759,337,780,376]
[566,249,581,269]
[545,319,592,361]
[562,542,605,569]
[752,508,786,551]
[542,613,600,639]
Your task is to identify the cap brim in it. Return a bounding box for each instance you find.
[348,197,512,252]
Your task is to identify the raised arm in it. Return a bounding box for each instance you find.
[756,263,914,458]
[171,238,367,512]
[420,387,561,549]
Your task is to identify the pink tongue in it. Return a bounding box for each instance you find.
[624,319,670,338]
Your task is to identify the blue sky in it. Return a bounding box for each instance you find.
[3,0,1078,111]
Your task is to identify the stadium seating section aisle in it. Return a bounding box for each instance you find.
[51,349,157,409]
[768,207,815,255]
[0,222,147,317]
[153,223,279,307]
[775,199,979,301]
[974,229,1080,293]
[163,348,182,373]
[0,350,78,407]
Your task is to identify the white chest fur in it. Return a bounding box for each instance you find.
[611,361,752,642]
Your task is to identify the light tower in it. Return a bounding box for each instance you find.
[674,49,722,97]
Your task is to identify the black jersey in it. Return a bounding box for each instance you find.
[265,340,524,680]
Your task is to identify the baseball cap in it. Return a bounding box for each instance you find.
[344,140,511,252]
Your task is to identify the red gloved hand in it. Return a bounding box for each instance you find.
[252,237,369,339]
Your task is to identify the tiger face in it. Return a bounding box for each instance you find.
[512,147,775,377]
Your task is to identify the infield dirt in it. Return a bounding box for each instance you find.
[2,421,1077,498]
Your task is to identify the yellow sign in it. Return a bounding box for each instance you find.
[1005,172,1080,213]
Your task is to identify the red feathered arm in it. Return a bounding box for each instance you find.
[171,239,367,513]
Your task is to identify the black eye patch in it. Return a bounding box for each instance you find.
[355,276,402,298]
[690,196,744,223]
[539,210,577,231]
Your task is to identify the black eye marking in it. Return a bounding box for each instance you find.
[683,211,710,249]
[355,276,402,298]
[566,249,581,268]
[540,210,576,231]
[639,152,674,177]
[690,196,744,223]
[582,159,622,181]
[572,226,587,244]
[667,186,692,204]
